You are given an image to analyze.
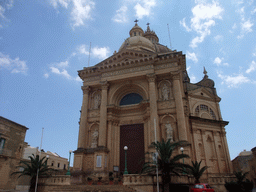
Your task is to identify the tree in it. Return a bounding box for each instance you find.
[225,171,254,192]
[141,139,190,192]
[186,160,208,183]
[12,154,53,192]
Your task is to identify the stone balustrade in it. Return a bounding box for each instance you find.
[39,175,71,185]
[123,174,154,185]
[123,174,194,186]
[208,173,235,185]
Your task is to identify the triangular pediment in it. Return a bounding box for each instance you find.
[95,49,156,68]
[188,87,221,101]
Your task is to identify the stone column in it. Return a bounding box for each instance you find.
[77,86,90,149]
[172,72,188,141]
[99,81,109,147]
[147,73,160,142]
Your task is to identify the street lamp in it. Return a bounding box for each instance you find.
[180,147,185,174]
[124,146,128,174]
[66,150,72,175]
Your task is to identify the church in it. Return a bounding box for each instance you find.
[73,22,232,185]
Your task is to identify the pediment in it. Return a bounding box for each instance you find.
[95,49,155,67]
[188,87,220,101]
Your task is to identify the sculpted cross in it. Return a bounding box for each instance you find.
[134,19,139,24]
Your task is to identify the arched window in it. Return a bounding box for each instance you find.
[120,93,143,106]
[195,104,216,119]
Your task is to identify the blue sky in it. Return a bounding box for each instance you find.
[0,0,255,163]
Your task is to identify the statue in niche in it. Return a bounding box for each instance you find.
[94,93,101,109]
[162,83,170,101]
[165,123,173,142]
[91,129,99,148]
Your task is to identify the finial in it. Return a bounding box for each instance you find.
[203,67,208,78]
[134,19,139,26]
[146,22,150,31]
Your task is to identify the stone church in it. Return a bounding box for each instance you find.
[73,23,232,182]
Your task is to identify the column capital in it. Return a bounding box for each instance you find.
[100,81,109,90]
[81,86,90,94]
[170,71,181,80]
[146,73,156,82]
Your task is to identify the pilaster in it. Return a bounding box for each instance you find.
[147,73,160,142]
[99,81,109,147]
[171,72,188,141]
[78,86,90,148]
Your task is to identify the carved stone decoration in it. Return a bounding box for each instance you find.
[91,129,99,148]
[93,93,101,109]
[165,123,173,142]
[161,83,170,101]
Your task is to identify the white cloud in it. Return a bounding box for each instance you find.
[71,0,95,28]
[112,6,128,23]
[213,57,229,66]
[214,57,222,66]
[239,20,253,38]
[186,66,197,83]
[50,0,70,9]
[56,60,69,68]
[186,51,198,63]
[181,1,223,48]
[78,44,90,55]
[50,0,95,28]
[50,66,72,79]
[180,18,191,32]
[190,74,197,83]
[44,73,49,78]
[0,0,14,28]
[92,46,110,60]
[78,44,110,60]
[214,35,223,42]
[75,76,82,82]
[0,52,28,74]
[246,61,256,74]
[134,0,156,19]
[218,72,250,88]
[252,8,256,14]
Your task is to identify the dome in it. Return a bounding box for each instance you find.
[129,23,144,37]
[119,35,156,52]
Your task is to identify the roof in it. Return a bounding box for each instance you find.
[0,116,29,130]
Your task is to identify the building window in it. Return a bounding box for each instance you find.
[195,104,216,120]
[134,32,136,36]
[0,138,6,154]
[120,93,143,106]
[51,161,54,166]
[64,164,66,170]
[58,163,60,168]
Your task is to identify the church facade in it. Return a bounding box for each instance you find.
[73,23,232,181]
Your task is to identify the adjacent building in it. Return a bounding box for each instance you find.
[232,148,256,187]
[23,145,69,171]
[73,22,233,190]
[0,116,28,190]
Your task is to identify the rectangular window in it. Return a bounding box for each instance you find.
[58,163,60,168]
[0,138,6,154]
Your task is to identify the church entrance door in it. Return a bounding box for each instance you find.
[120,124,144,174]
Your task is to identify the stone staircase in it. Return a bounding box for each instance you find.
[39,184,137,192]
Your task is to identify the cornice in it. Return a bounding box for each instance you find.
[189,116,229,125]
[78,51,184,81]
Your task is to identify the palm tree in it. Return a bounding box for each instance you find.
[186,160,208,183]
[141,139,190,192]
[12,154,53,192]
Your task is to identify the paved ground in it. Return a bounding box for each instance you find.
[252,188,256,192]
